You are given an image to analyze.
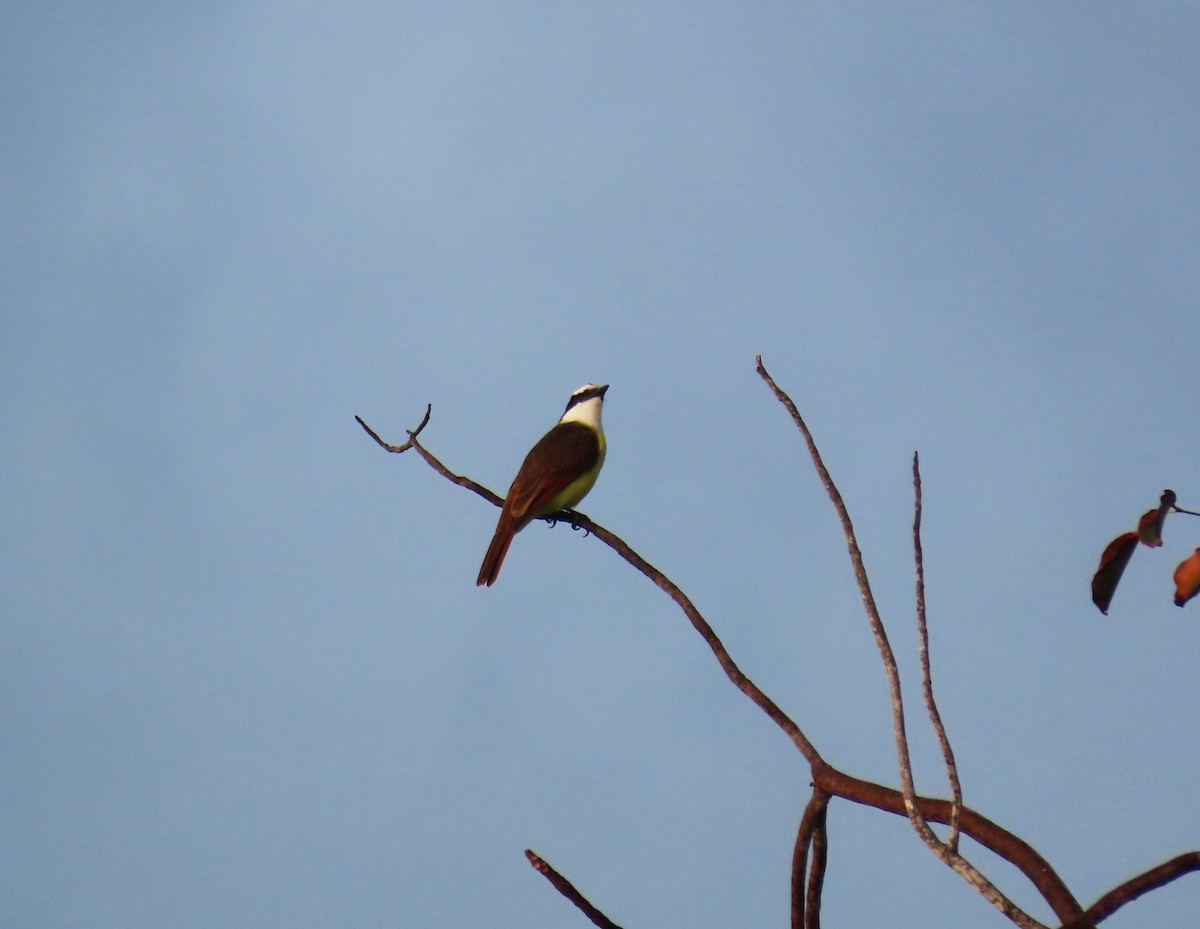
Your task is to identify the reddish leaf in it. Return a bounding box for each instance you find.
[1173,548,1200,608]
[1137,489,1177,547]
[1091,531,1138,615]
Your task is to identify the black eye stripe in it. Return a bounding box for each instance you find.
[563,384,608,413]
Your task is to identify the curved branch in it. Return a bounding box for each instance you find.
[816,766,1084,925]
[791,788,830,929]
[1061,851,1200,929]
[806,803,829,929]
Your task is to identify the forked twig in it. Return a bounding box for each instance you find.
[755,356,1047,929]
[356,409,503,507]
[525,850,623,929]
[912,452,963,850]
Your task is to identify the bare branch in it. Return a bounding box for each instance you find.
[358,395,1110,929]
[756,356,1053,929]
[356,410,502,507]
[806,804,828,929]
[754,358,921,807]
[818,767,1090,927]
[1061,851,1200,929]
[792,788,830,929]
[577,514,825,766]
[912,451,963,850]
[355,405,431,452]
[525,849,623,929]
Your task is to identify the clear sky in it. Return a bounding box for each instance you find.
[3,4,1199,927]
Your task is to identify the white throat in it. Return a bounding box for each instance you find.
[559,395,604,431]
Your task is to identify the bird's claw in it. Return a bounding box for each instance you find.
[547,509,590,536]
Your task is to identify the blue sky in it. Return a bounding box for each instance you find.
[3,3,1199,927]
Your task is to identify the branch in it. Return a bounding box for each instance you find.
[816,766,1086,925]
[791,788,830,929]
[806,803,828,929]
[525,849,623,929]
[754,358,923,808]
[912,452,963,850]
[756,356,1054,929]
[356,409,503,507]
[581,515,824,766]
[357,400,1095,927]
[1061,851,1200,929]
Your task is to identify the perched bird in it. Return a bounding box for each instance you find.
[477,384,608,587]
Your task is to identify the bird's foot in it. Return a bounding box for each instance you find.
[548,508,590,535]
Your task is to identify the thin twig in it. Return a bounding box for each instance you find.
[753,360,923,809]
[525,850,623,929]
[912,452,963,850]
[355,405,431,452]
[357,410,503,506]
[756,356,1052,929]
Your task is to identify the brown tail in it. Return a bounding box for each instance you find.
[477,513,518,587]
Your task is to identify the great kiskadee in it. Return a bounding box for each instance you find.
[476,383,609,587]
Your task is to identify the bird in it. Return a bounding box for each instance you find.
[476,383,609,587]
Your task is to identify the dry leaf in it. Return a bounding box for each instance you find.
[1092,531,1139,615]
[1137,489,1176,547]
[1173,548,1200,608]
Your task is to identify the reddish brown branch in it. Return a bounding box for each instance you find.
[1061,851,1200,929]
[791,788,830,929]
[807,804,828,929]
[816,765,1084,925]
[525,850,623,929]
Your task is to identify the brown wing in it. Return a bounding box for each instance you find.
[505,422,600,523]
